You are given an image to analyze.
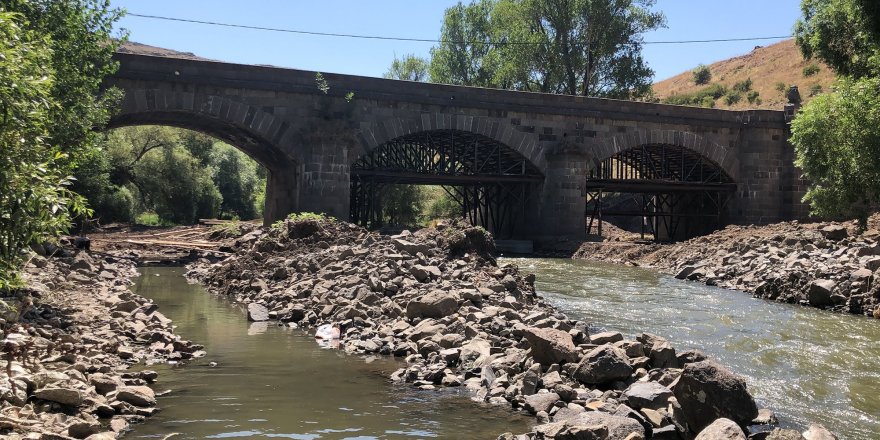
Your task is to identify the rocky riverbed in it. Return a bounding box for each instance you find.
[575,215,880,319]
[186,216,835,440]
[1,248,202,439]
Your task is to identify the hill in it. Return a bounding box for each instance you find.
[652,39,837,110]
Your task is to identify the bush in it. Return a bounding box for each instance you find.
[803,63,821,77]
[725,91,742,105]
[135,212,160,226]
[733,78,753,92]
[747,90,761,104]
[809,84,823,96]
[663,83,727,107]
[775,81,787,93]
[692,64,712,85]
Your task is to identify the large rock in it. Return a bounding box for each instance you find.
[766,429,807,440]
[392,238,429,255]
[672,360,758,434]
[624,381,673,409]
[807,280,836,306]
[819,225,848,241]
[573,345,633,385]
[570,412,645,440]
[116,385,157,407]
[694,418,747,440]
[802,424,837,440]
[406,290,459,319]
[247,303,269,321]
[524,326,580,365]
[524,392,560,414]
[34,387,83,406]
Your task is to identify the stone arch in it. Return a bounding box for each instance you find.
[355,114,547,172]
[591,130,738,181]
[109,89,295,168]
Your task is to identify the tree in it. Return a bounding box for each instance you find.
[790,77,880,229]
[429,0,665,98]
[211,143,263,220]
[795,0,880,77]
[384,54,431,81]
[692,64,711,85]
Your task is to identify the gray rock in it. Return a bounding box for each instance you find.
[766,428,806,440]
[573,345,633,385]
[524,326,579,365]
[410,264,441,282]
[672,360,758,434]
[624,381,673,409]
[650,340,679,369]
[819,225,848,241]
[694,418,747,440]
[590,331,623,345]
[406,290,459,319]
[524,392,560,414]
[569,412,645,440]
[247,303,269,321]
[116,385,157,407]
[34,387,83,406]
[807,280,836,306]
[802,424,837,440]
[392,238,429,255]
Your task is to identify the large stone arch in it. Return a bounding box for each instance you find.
[355,114,547,173]
[107,88,300,224]
[590,130,739,181]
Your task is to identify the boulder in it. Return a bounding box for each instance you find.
[410,265,441,282]
[524,392,560,414]
[807,280,836,306]
[533,420,608,440]
[573,345,633,385]
[802,424,837,440]
[672,360,758,434]
[694,418,747,440]
[392,239,429,255]
[116,385,157,407]
[624,381,673,410]
[570,412,645,440]
[247,303,269,322]
[590,331,623,345]
[523,326,580,365]
[649,340,679,369]
[819,225,847,241]
[766,429,807,440]
[406,290,459,319]
[34,387,82,406]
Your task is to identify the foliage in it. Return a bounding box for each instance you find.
[803,63,821,77]
[315,72,330,94]
[379,185,425,227]
[791,76,880,229]
[134,212,160,226]
[724,91,742,105]
[384,54,431,81]
[662,83,727,107]
[692,64,711,85]
[429,0,665,98]
[774,81,787,93]
[210,143,263,220]
[422,186,461,222]
[747,90,761,104]
[211,219,242,237]
[809,84,823,96]
[795,0,880,78]
[732,78,752,92]
[286,212,334,222]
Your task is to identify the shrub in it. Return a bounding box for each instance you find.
[725,91,742,105]
[803,63,821,77]
[662,83,727,107]
[747,90,761,104]
[775,82,787,93]
[135,212,161,226]
[692,64,712,85]
[733,78,753,92]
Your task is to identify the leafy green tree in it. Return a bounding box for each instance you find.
[791,76,880,229]
[795,0,880,77]
[211,143,263,220]
[384,54,431,81]
[430,0,665,98]
[692,64,711,85]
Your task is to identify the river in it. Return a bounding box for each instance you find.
[504,257,880,440]
[128,258,879,440]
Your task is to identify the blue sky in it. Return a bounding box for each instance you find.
[110,0,804,82]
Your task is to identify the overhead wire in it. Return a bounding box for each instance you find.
[126,13,792,46]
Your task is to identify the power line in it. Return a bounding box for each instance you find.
[126,13,791,46]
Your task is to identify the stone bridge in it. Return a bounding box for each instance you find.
[106,51,808,241]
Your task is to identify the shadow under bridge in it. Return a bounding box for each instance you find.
[350,129,544,238]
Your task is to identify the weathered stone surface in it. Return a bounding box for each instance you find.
[694,418,747,440]
[116,386,157,407]
[624,381,673,409]
[673,360,758,433]
[34,387,83,406]
[524,392,560,414]
[802,424,838,440]
[819,225,848,241]
[573,345,633,384]
[807,280,836,306]
[569,412,645,440]
[392,238,429,255]
[590,331,623,345]
[523,326,579,365]
[406,290,459,319]
[247,302,270,321]
[766,429,807,440]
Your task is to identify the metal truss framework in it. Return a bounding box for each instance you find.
[350,129,543,237]
[585,143,736,242]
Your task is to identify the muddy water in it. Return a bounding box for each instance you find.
[503,258,880,440]
[126,267,533,439]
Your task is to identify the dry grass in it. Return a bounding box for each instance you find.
[652,39,837,110]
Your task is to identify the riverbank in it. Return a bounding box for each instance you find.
[575,215,880,319]
[186,216,832,439]
[1,247,202,439]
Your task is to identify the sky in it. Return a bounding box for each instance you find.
[109,0,804,82]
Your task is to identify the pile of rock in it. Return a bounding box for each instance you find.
[1,250,200,439]
[577,218,880,318]
[188,217,833,439]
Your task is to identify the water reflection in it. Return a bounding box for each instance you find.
[504,257,880,440]
[128,267,532,440]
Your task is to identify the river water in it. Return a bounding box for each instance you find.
[127,259,880,440]
[503,258,880,440]
[126,267,533,439]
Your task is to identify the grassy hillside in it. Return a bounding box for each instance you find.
[652,39,837,110]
